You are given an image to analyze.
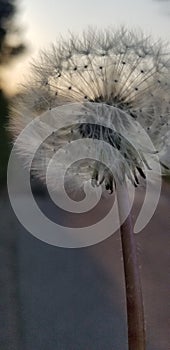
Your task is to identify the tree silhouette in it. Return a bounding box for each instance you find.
[0,0,25,69]
[0,0,26,186]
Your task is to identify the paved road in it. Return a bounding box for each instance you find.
[0,190,21,350]
[0,182,170,350]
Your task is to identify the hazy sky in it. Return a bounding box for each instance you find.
[4,0,170,93]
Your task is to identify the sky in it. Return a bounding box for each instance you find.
[3,0,170,94]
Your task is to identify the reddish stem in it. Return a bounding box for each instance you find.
[116,182,146,350]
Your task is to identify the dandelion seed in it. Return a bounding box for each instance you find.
[9,27,170,193]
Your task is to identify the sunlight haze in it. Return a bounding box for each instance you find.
[4,0,170,94]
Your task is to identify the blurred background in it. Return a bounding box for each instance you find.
[0,1,170,349]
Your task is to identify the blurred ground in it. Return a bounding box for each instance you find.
[0,180,169,350]
[0,189,21,350]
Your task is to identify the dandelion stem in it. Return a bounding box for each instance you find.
[116,182,146,350]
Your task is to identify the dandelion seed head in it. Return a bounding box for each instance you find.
[9,27,170,193]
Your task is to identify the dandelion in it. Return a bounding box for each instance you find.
[9,27,170,350]
[10,28,170,192]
